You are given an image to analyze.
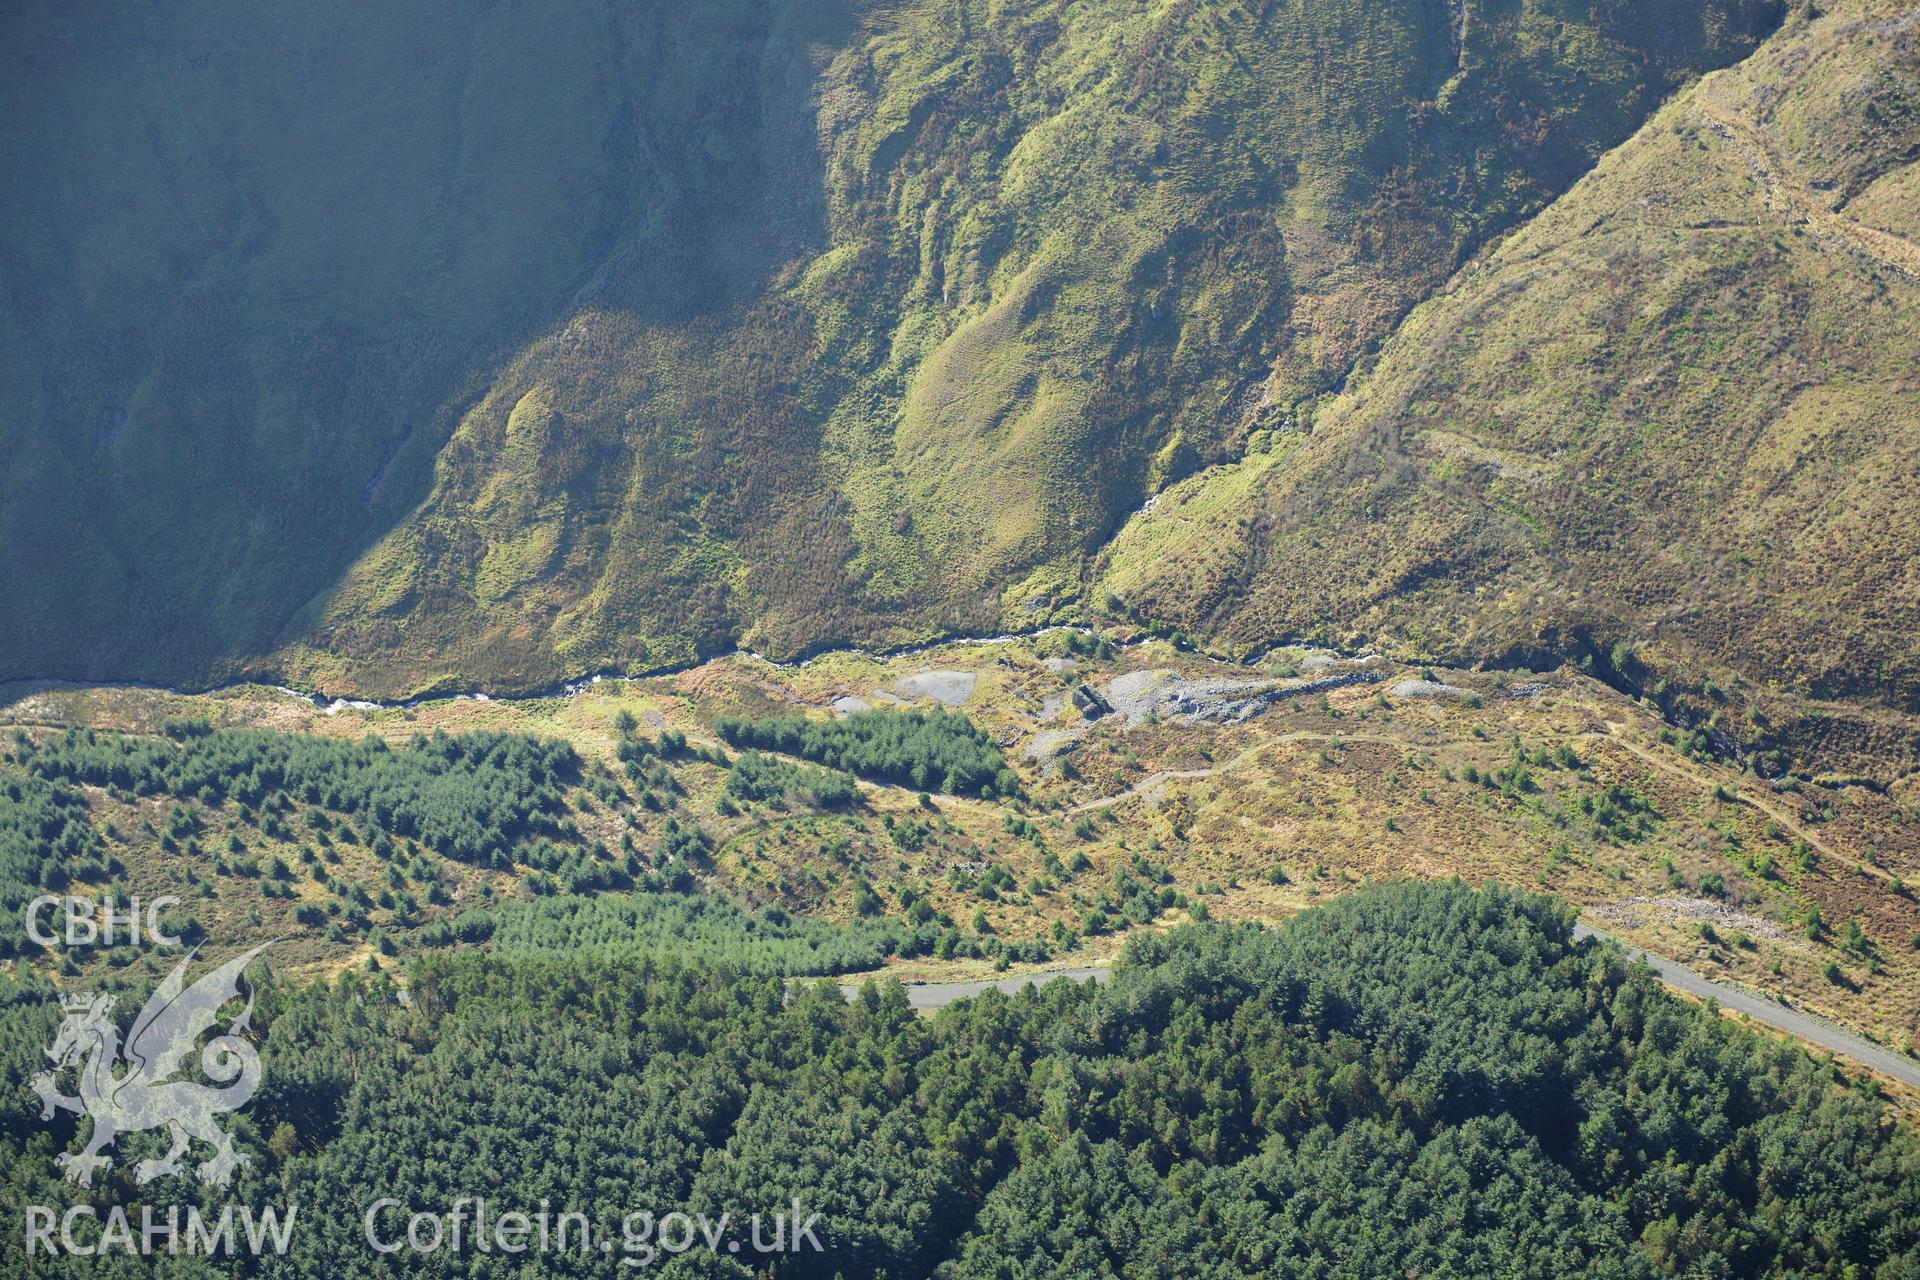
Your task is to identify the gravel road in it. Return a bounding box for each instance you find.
[1570,923,1920,1088]
[849,929,1920,1089]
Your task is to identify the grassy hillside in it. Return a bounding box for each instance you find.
[0,0,857,687]
[1101,0,1920,780]
[9,627,1915,1054]
[0,0,1779,694]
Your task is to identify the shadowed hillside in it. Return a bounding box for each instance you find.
[1102,0,1920,779]
[0,0,854,685]
[0,0,1779,695]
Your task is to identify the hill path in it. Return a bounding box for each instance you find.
[1693,95,1920,279]
[1059,729,1446,815]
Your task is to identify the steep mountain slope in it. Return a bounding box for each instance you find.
[0,0,835,684]
[0,0,1779,694]
[1102,0,1920,779]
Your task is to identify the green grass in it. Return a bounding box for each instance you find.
[1,0,1778,699]
[1099,0,1920,781]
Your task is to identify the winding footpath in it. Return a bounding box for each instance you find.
[860,927,1920,1090]
[19,617,1916,1088]
[1693,93,1920,280]
[1060,729,1425,816]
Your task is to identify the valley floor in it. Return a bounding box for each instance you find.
[5,627,1916,1076]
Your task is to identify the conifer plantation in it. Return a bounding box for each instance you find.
[5,0,1919,1272]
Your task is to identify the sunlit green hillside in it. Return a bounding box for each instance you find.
[0,0,1778,696]
[1102,0,1920,780]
